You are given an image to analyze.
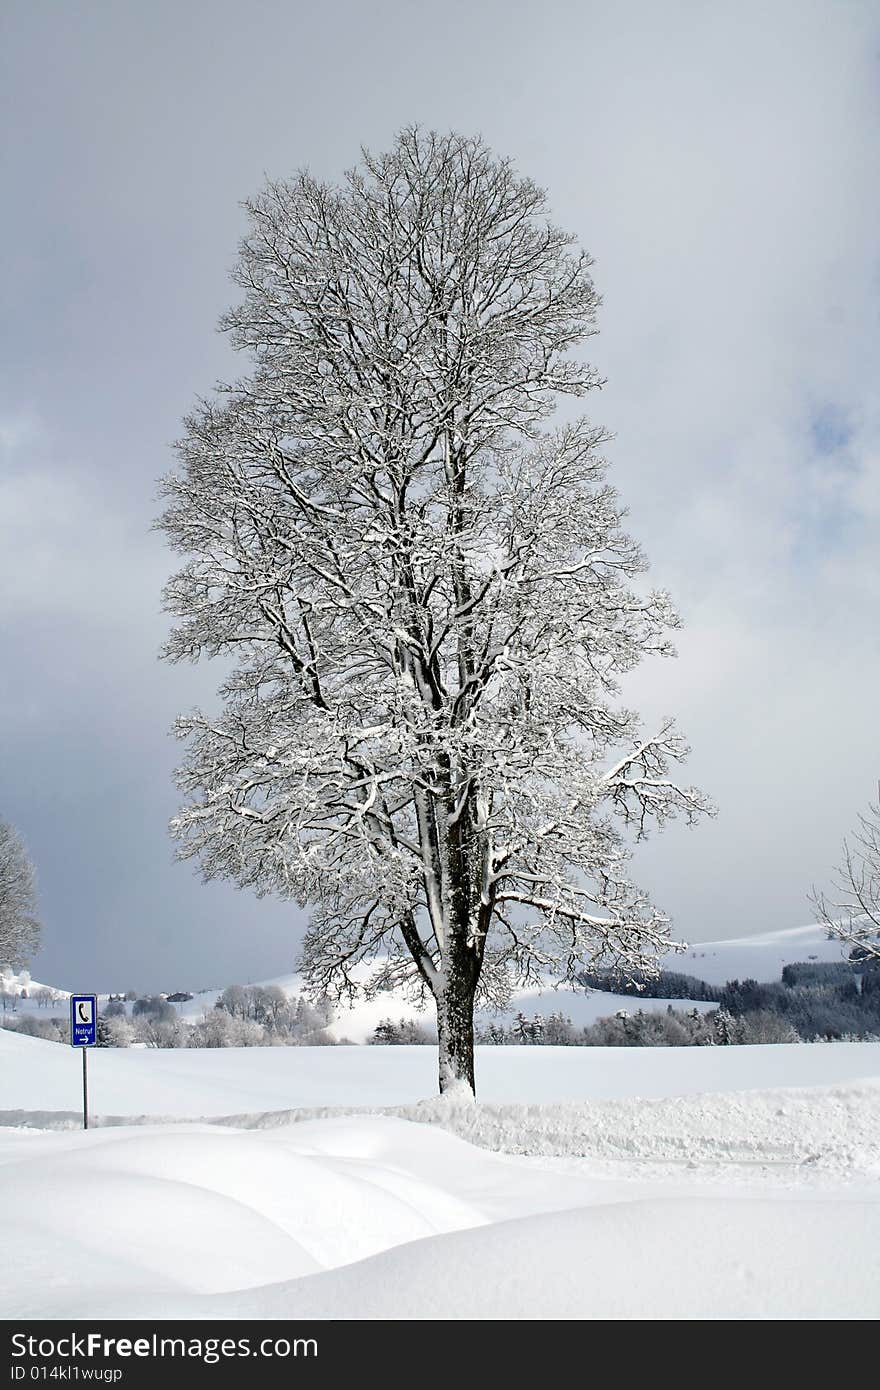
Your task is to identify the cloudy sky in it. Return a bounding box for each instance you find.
[1,0,878,992]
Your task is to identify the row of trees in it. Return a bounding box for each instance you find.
[4,985,335,1048]
[369,955,880,1045]
[109,983,334,1046]
[214,982,331,1032]
[574,958,880,1039]
[577,967,722,1001]
[372,1001,877,1048]
[370,1006,800,1047]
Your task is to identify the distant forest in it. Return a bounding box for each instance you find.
[375,957,880,1047]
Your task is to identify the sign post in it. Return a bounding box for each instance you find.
[69,994,97,1130]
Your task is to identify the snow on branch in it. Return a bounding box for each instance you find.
[158,129,713,1087]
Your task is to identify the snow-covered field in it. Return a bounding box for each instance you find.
[4,1021,880,1114]
[2,1016,880,1320]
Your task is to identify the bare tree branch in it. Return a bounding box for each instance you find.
[157,128,713,1093]
[811,783,880,961]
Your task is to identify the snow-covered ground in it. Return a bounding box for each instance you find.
[3,1111,878,1322]
[2,1025,879,1319]
[2,922,876,1320]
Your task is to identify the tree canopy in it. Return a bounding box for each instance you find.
[159,129,712,1091]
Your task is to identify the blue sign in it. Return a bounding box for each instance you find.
[70,994,97,1048]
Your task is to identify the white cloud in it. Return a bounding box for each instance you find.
[0,422,168,628]
[486,0,880,938]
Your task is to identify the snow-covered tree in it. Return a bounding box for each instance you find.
[0,817,41,970]
[811,786,880,962]
[101,1013,134,1048]
[159,128,712,1095]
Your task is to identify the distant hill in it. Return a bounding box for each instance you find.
[662,922,848,987]
[176,922,850,1043]
[4,922,851,1042]
[0,971,69,1004]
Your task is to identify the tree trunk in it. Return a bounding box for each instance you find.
[434,967,477,1096]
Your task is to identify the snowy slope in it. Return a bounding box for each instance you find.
[1,969,714,1040]
[0,971,69,1002]
[1,1103,879,1320]
[2,921,875,1322]
[665,922,850,985]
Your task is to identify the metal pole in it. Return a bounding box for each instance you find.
[82,1047,89,1131]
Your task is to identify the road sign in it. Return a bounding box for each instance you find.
[70,994,97,1048]
[70,994,97,1130]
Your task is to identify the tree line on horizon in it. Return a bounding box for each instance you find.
[6,958,880,1049]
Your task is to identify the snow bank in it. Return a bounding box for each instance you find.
[0,1118,487,1319]
[4,1114,876,1321]
[399,1079,880,1173]
[147,1194,880,1321]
